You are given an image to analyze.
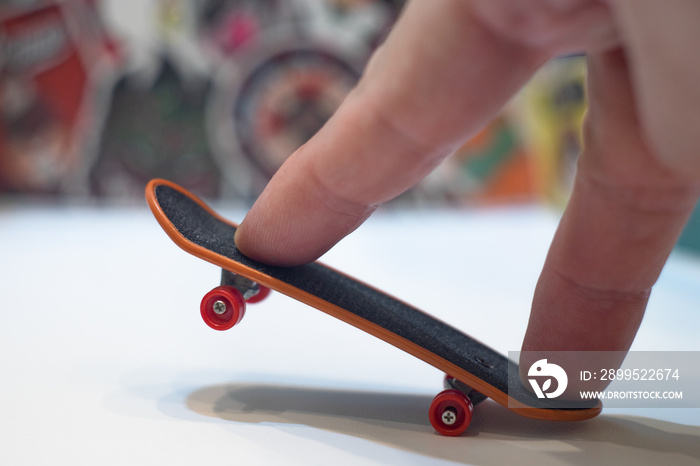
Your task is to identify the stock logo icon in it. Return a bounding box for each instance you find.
[528,359,568,399]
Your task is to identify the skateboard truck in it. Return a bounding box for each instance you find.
[199,270,271,330]
[220,269,270,302]
[444,375,487,406]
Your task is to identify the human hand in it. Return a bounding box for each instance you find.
[235,0,700,356]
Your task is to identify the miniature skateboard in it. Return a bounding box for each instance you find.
[146,179,602,436]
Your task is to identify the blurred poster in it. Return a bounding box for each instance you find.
[0,0,119,195]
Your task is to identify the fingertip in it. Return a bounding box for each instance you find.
[234,208,333,267]
[234,214,302,267]
[232,224,248,258]
[233,209,279,265]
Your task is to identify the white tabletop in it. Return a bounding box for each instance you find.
[1,202,699,465]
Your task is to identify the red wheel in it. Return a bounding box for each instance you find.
[429,389,473,436]
[245,285,271,304]
[200,286,246,330]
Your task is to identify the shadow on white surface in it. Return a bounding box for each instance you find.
[183,383,700,465]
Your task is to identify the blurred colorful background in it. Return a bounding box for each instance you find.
[1,0,698,251]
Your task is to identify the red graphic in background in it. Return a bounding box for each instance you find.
[0,1,118,194]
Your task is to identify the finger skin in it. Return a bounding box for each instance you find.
[522,50,700,353]
[234,0,700,370]
[235,0,546,266]
[472,0,618,54]
[611,0,700,179]
[235,0,547,266]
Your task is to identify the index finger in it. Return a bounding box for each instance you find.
[235,0,546,266]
